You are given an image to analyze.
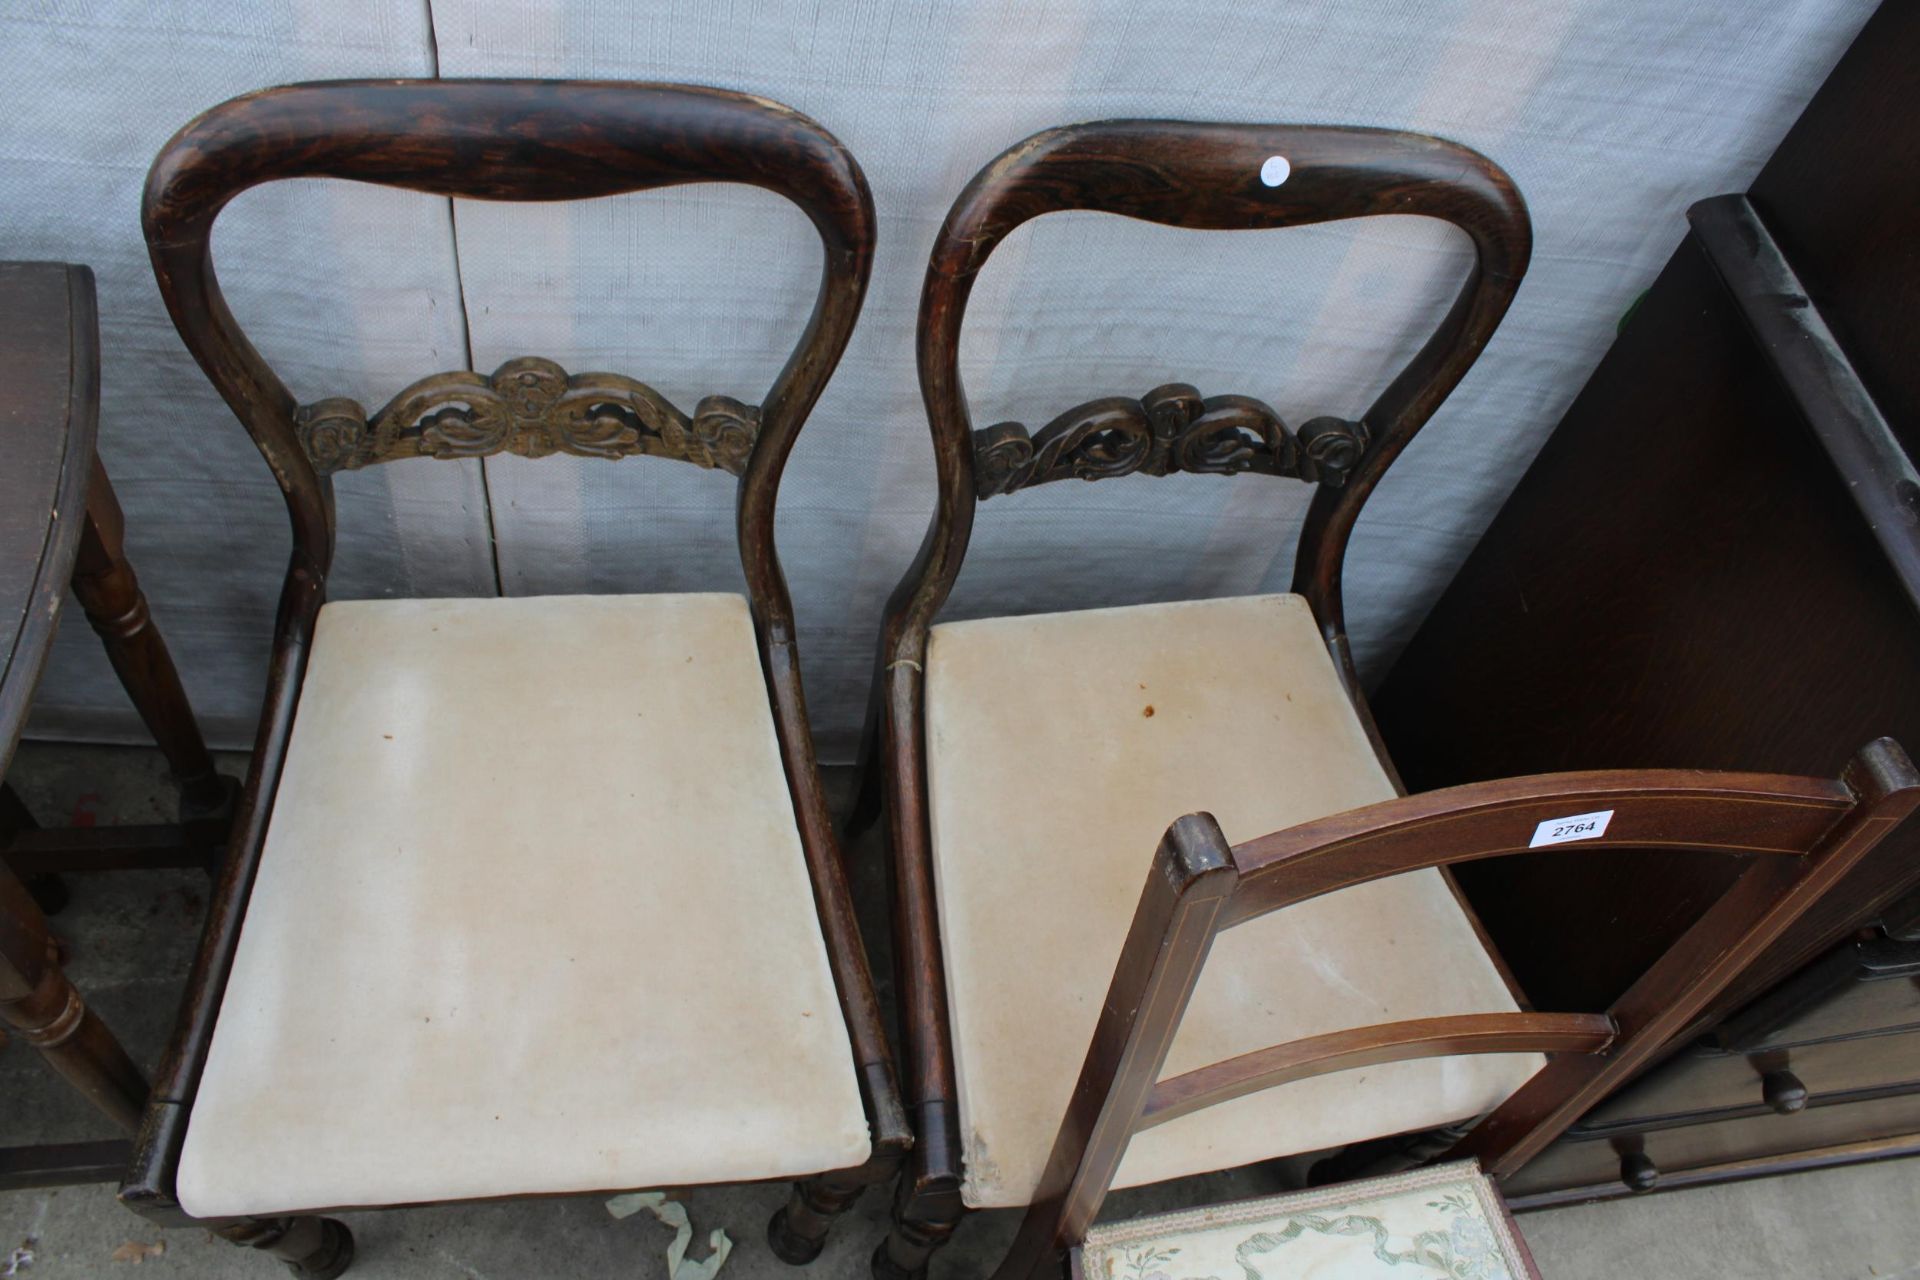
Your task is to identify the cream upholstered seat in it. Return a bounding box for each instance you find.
[925,594,1542,1210]
[177,593,870,1218]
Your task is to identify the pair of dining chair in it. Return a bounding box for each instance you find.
[112,78,1917,1280]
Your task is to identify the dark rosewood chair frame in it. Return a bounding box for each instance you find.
[991,743,1920,1279]
[864,121,1512,1276]
[126,80,907,1274]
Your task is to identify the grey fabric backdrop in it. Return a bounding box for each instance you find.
[1,0,1874,760]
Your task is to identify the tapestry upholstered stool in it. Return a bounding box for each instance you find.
[1075,1161,1539,1280]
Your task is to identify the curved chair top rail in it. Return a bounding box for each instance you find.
[927,121,1527,276]
[1224,764,1862,925]
[143,78,875,602]
[891,120,1531,657]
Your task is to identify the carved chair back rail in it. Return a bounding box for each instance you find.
[889,121,1529,675]
[991,742,1920,1280]
[866,120,1530,1276]
[132,78,903,1272]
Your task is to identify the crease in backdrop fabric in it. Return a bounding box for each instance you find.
[0,0,1876,761]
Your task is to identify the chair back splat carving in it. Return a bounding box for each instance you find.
[143,80,872,637]
[131,79,907,1235]
[987,741,1920,1280]
[887,121,1530,683]
[865,120,1531,1272]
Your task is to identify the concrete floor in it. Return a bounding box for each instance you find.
[1,741,1918,1278]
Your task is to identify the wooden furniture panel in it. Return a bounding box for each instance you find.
[1747,2,1920,462]
[1712,935,1920,1051]
[1774,988,1920,1049]
[1504,1091,1920,1208]
[1375,227,1920,1016]
[1371,0,1920,1199]
[1569,935,1920,1137]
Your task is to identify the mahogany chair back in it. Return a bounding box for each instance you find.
[987,739,1920,1280]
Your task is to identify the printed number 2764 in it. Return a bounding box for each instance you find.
[1529,809,1615,849]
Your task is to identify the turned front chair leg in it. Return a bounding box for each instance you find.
[769,1163,873,1264]
[0,860,146,1131]
[71,459,226,815]
[121,1122,358,1279]
[872,1167,966,1280]
[214,1216,355,1279]
[770,1138,908,1264]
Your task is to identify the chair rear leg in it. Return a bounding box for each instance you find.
[214,1215,355,1279]
[769,1165,868,1264]
[840,715,885,842]
[0,784,66,916]
[872,1169,965,1280]
[769,1144,904,1265]
[122,1152,355,1279]
[1309,1119,1472,1186]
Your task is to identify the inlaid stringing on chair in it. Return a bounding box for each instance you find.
[860,119,1920,1280]
[996,750,1919,1280]
[124,80,906,1276]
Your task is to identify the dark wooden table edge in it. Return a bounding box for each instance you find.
[0,263,99,773]
[0,1138,133,1191]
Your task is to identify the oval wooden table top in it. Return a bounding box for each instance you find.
[0,262,99,769]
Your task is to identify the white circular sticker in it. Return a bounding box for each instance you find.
[1259,155,1291,188]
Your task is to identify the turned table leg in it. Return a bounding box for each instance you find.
[0,857,146,1133]
[70,460,224,815]
[0,782,68,915]
[213,1215,356,1278]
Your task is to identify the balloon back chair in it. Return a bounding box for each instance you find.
[124,80,906,1275]
[863,119,1920,1279]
